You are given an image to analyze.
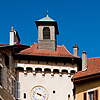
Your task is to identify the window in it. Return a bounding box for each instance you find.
[0,67,2,85]
[84,90,98,100]
[43,27,50,39]
[88,91,95,100]
[53,90,55,94]
[3,67,7,89]
[68,94,70,100]
[11,77,14,95]
[84,93,87,100]
[24,93,26,99]
[16,81,21,99]
[0,64,7,88]
[4,54,9,68]
[11,77,17,98]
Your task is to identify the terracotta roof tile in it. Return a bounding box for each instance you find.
[18,43,78,58]
[73,57,100,79]
[0,44,9,46]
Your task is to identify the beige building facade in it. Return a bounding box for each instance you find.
[72,56,100,100]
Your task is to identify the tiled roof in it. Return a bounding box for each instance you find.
[18,43,78,58]
[73,57,100,79]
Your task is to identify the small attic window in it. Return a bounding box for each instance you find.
[43,27,50,39]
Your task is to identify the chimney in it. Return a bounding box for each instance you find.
[82,51,87,71]
[10,27,20,45]
[73,44,79,57]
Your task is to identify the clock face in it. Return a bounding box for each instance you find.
[30,86,48,100]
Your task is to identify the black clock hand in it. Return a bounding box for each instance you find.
[37,92,42,96]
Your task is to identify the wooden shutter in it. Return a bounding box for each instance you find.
[10,77,12,94]
[2,67,7,88]
[0,68,2,85]
[84,93,87,100]
[2,68,4,87]
[95,90,98,100]
[4,68,7,89]
[16,81,20,99]
[11,77,13,94]
[14,80,16,97]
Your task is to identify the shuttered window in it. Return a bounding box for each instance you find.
[43,27,50,39]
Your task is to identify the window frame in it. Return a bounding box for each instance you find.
[0,64,3,86]
[86,89,98,100]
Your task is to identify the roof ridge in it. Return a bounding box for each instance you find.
[62,45,73,56]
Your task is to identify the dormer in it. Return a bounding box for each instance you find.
[35,13,59,51]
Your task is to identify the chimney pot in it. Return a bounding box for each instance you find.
[73,44,79,57]
[10,27,20,45]
[82,51,87,71]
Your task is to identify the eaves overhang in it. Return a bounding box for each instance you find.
[0,44,29,48]
[14,53,81,62]
[72,72,100,84]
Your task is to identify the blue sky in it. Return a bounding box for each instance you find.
[0,0,100,58]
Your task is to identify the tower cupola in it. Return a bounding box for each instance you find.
[35,13,59,51]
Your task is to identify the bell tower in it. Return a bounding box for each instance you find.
[35,13,59,51]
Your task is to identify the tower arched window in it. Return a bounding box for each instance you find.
[43,27,50,39]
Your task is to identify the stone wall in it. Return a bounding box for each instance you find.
[0,48,16,100]
[38,39,56,51]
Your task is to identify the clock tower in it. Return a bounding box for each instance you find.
[35,13,59,51]
[13,13,81,100]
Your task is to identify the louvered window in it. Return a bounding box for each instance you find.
[43,27,50,39]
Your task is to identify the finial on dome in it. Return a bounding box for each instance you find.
[47,10,48,17]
